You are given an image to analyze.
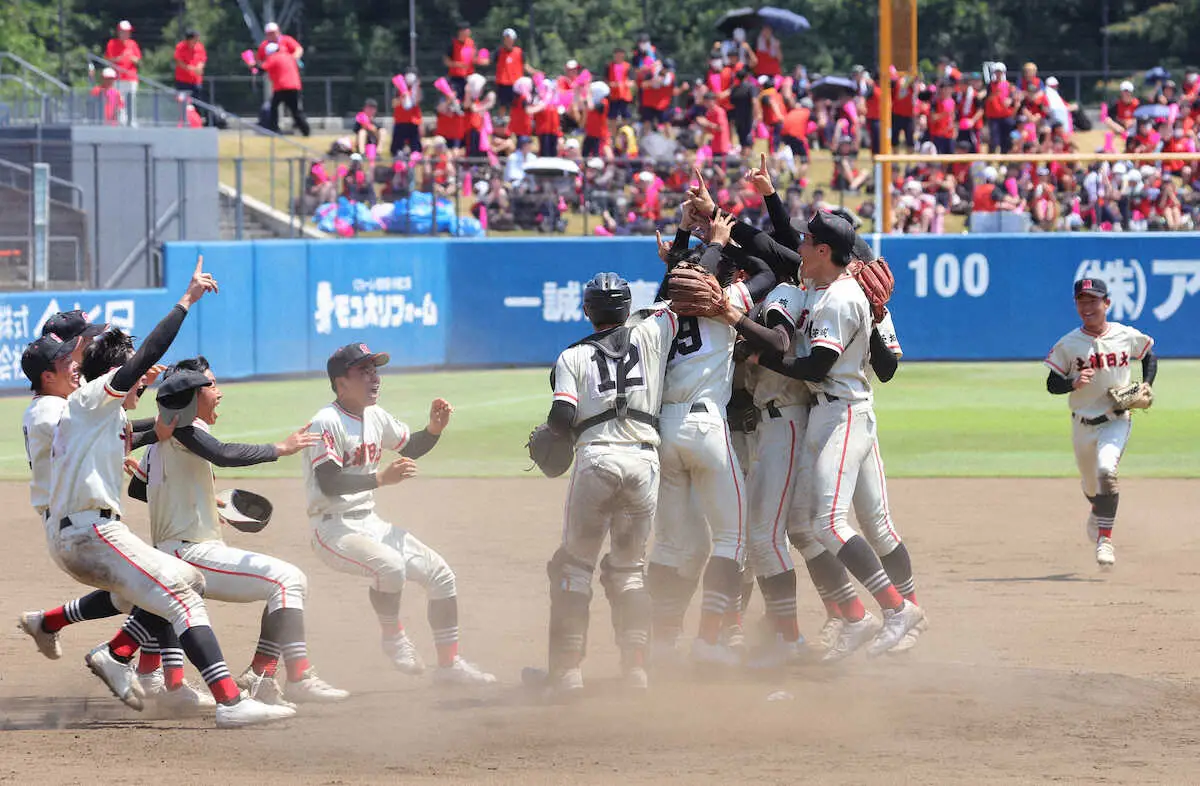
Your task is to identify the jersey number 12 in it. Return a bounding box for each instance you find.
[593,345,645,393]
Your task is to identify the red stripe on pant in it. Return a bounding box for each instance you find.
[175,550,288,610]
[722,423,746,563]
[92,523,193,627]
[770,422,797,569]
[314,529,382,590]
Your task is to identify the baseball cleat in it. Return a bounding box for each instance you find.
[888,616,929,655]
[85,644,145,711]
[284,668,350,703]
[822,613,879,663]
[215,696,296,729]
[747,634,807,670]
[1096,537,1116,566]
[154,681,217,715]
[816,617,845,652]
[548,667,585,698]
[721,623,748,656]
[18,611,62,660]
[867,601,926,657]
[690,637,743,667]
[382,632,425,675]
[623,666,649,690]
[138,668,166,697]
[235,666,296,709]
[432,657,497,686]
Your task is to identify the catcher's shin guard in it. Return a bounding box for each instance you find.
[600,555,651,666]
[547,549,594,674]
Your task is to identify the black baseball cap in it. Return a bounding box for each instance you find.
[807,210,857,262]
[156,369,212,425]
[21,333,80,386]
[326,343,390,382]
[42,309,106,341]
[1074,278,1109,298]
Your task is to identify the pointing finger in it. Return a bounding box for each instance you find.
[194,253,204,277]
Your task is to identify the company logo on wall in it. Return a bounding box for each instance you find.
[1075,257,1200,321]
[314,279,440,335]
[503,279,661,323]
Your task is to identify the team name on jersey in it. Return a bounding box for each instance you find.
[1075,351,1130,371]
[345,441,382,467]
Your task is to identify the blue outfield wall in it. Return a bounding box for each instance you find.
[0,233,1196,390]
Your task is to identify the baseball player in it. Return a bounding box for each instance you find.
[752,212,925,658]
[646,212,777,667]
[47,258,295,727]
[540,272,679,694]
[128,356,349,706]
[303,343,494,685]
[1044,278,1156,566]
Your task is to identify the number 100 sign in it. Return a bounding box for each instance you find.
[907,253,990,298]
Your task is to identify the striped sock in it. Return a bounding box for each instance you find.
[370,588,403,638]
[162,646,186,690]
[281,642,311,682]
[252,640,281,677]
[180,626,239,705]
[836,535,904,612]
[429,597,459,667]
[758,570,800,642]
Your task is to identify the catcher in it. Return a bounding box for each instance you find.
[1044,278,1157,567]
[129,357,350,706]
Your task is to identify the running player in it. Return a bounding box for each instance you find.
[303,344,495,685]
[1044,278,1156,566]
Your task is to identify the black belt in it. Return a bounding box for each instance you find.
[1077,413,1120,426]
[60,509,119,530]
[764,401,782,419]
[813,392,841,406]
[323,509,372,522]
[690,403,708,414]
[587,441,656,451]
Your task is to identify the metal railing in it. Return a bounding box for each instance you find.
[0,157,84,209]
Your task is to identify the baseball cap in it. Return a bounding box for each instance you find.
[326,343,390,383]
[117,20,133,31]
[101,67,117,79]
[502,28,517,39]
[1074,277,1109,299]
[264,22,280,33]
[21,334,79,386]
[156,369,212,425]
[185,28,199,38]
[1120,80,1134,92]
[806,210,857,261]
[42,309,106,341]
[565,59,579,71]
[1046,76,1059,87]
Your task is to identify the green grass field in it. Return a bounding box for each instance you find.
[2,361,1197,481]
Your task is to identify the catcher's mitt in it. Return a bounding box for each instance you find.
[668,261,728,317]
[1107,382,1154,411]
[852,257,895,324]
[526,423,575,478]
[215,489,273,533]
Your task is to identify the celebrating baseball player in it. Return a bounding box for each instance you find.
[45,257,296,727]
[302,343,495,685]
[646,210,777,668]
[1044,278,1157,567]
[127,356,349,707]
[527,272,679,695]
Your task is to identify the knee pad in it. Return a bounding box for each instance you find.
[599,554,644,597]
[548,548,594,598]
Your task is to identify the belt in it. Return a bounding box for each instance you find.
[691,403,708,414]
[812,392,841,406]
[764,401,782,419]
[60,509,119,530]
[585,441,656,451]
[1076,413,1120,426]
[322,509,372,522]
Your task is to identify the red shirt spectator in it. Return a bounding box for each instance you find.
[973,182,999,212]
[90,72,124,125]
[393,92,422,126]
[534,103,561,136]
[1162,132,1193,173]
[984,85,1015,119]
[1112,96,1140,127]
[173,35,207,86]
[781,104,810,140]
[929,95,956,139]
[256,25,301,62]
[864,84,881,120]
[446,29,476,78]
[892,80,916,118]
[510,95,533,136]
[754,30,782,77]
[495,39,524,87]
[608,55,634,102]
[436,104,466,142]
[761,87,785,125]
[706,64,734,111]
[702,100,732,155]
[585,98,611,139]
[262,48,302,91]
[104,23,142,82]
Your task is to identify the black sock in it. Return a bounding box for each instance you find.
[700,557,742,619]
[179,626,237,705]
[76,591,121,621]
[880,544,916,598]
[369,587,402,633]
[835,535,897,604]
[427,597,459,652]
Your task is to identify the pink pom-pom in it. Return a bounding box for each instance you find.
[1099,102,1109,121]
[1103,131,1115,153]
[392,74,409,95]
[241,49,256,67]
[477,48,490,64]
[594,226,613,236]
[461,45,475,64]
[434,77,455,98]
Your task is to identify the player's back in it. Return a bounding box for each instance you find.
[663,282,752,408]
[49,369,127,519]
[23,395,67,516]
[753,282,813,410]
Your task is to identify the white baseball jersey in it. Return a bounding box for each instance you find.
[304,401,411,518]
[876,310,903,359]
[1044,323,1153,419]
[49,369,131,519]
[553,306,679,447]
[803,277,873,402]
[135,420,222,546]
[753,283,813,409]
[23,395,68,516]
[663,283,752,407]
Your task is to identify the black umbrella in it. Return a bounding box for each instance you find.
[757,7,811,35]
[809,76,858,101]
[715,7,758,36]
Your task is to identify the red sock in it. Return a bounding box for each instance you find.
[822,599,843,619]
[285,657,311,682]
[873,586,905,612]
[903,592,918,606]
[722,609,743,629]
[774,616,801,643]
[436,641,459,668]
[251,652,279,677]
[41,607,69,634]
[107,630,139,662]
[208,676,240,704]
[380,621,404,639]
[1098,527,1113,539]
[137,651,161,675]
[698,612,723,644]
[165,666,184,691]
[840,597,867,622]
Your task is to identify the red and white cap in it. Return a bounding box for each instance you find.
[264,22,280,33]
[117,20,133,31]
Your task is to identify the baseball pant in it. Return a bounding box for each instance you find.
[728,428,756,479]
[850,441,903,556]
[50,511,208,636]
[562,444,659,571]
[1073,414,1132,497]
[745,405,806,579]
[311,511,456,599]
[159,539,307,613]
[651,402,747,579]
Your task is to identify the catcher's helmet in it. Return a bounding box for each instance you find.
[583,272,631,325]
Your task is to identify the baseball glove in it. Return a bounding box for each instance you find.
[1107,382,1154,411]
[852,257,895,324]
[215,489,273,533]
[668,261,728,317]
[526,423,575,478]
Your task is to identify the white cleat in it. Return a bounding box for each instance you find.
[867,601,926,657]
[548,667,585,698]
[235,666,296,709]
[690,637,743,667]
[138,668,166,698]
[284,668,350,703]
[747,634,807,670]
[382,633,425,675]
[822,613,879,663]
[18,612,62,660]
[888,616,930,655]
[85,644,145,711]
[623,666,649,690]
[721,623,748,656]
[432,657,497,686]
[214,696,296,729]
[1096,537,1116,567]
[154,681,217,715]
[816,617,845,652]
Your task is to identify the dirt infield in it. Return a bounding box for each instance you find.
[3,477,1199,785]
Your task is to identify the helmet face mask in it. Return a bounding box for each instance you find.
[583,272,631,326]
